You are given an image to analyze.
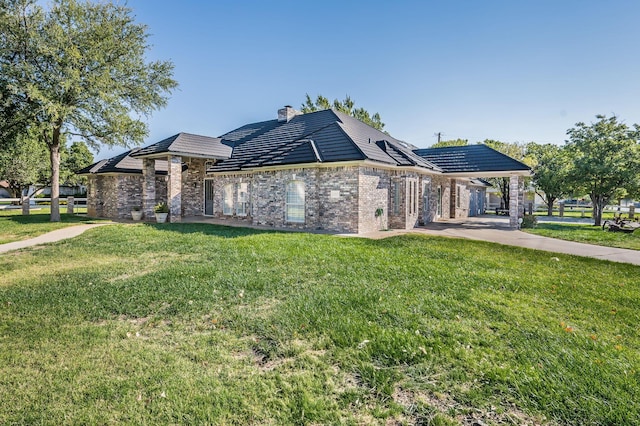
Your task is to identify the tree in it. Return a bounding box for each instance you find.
[430,138,468,148]
[483,140,529,209]
[0,0,177,221]
[301,94,385,131]
[0,128,49,198]
[565,115,640,226]
[526,142,571,216]
[60,141,93,188]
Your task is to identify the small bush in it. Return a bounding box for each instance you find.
[520,214,537,229]
[154,202,169,213]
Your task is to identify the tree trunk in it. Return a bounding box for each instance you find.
[501,178,509,209]
[546,196,556,216]
[591,193,606,226]
[49,124,62,222]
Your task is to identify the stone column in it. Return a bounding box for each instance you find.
[21,196,30,215]
[629,204,635,220]
[509,175,524,229]
[67,196,74,214]
[142,159,156,219]
[168,155,182,223]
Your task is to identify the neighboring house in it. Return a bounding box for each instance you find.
[0,181,10,198]
[79,107,531,232]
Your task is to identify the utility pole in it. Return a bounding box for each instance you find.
[434,132,442,144]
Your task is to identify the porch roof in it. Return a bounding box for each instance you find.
[413,144,531,176]
[129,132,231,160]
[77,149,169,175]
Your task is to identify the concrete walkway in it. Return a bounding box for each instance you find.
[359,216,640,266]
[0,223,111,254]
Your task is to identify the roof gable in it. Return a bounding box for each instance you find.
[78,149,169,175]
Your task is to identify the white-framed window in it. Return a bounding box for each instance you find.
[236,182,248,216]
[222,183,234,215]
[286,180,305,223]
[392,181,400,215]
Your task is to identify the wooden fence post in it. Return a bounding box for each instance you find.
[67,196,74,214]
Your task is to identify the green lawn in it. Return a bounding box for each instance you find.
[0,208,100,244]
[525,222,640,251]
[1,223,638,425]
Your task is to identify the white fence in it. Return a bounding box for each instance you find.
[0,197,87,214]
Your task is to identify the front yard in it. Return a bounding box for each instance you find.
[1,223,638,424]
[0,208,100,244]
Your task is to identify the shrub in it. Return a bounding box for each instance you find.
[154,202,169,213]
[520,214,537,229]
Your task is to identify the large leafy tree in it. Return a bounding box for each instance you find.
[565,114,640,226]
[0,128,49,198]
[430,138,468,148]
[60,141,93,187]
[301,94,385,131]
[526,142,571,216]
[0,0,177,221]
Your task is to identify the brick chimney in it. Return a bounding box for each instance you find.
[278,105,300,122]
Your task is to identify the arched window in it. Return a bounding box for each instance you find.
[286,180,305,223]
[222,183,233,215]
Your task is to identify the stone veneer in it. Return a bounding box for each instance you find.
[87,174,166,220]
[182,158,206,217]
[211,166,360,233]
[87,160,490,232]
[209,166,465,234]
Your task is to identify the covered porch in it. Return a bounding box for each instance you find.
[129,133,232,222]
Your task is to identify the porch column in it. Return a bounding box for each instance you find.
[142,158,156,219]
[167,155,182,223]
[509,174,524,228]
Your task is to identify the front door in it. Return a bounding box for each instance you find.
[204,179,214,215]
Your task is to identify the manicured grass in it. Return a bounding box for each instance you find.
[525,222,640,251]
[1,223,638,424]
[0,208,100,244]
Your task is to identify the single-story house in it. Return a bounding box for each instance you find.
[79,106,531,233]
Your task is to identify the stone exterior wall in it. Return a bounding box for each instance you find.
[182,158,205,216]
[449,179,471,219]
[211,166,360,233]
[358,167,390,233]
[429,175,451,221]
[87,174,166,219]
[87,162,496,230]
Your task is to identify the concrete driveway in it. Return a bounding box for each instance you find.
[360,216,640,266]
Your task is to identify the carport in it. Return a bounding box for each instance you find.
[414,144,532,229]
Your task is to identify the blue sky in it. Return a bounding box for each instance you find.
[96,0,640,159]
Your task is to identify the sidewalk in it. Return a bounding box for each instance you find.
[0,223,111,254]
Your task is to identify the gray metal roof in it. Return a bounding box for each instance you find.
[130,132,231,159]
[210,109,441,172]
[413,144,531,173]
[78,149,169,175]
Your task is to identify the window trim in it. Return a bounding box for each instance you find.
[285,180,305,223]
[222,183,234,215]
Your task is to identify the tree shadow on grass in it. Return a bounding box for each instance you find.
[140,222,283,239]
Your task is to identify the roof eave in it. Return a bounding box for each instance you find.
[131,151,230,160]
[443,170,532,178]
